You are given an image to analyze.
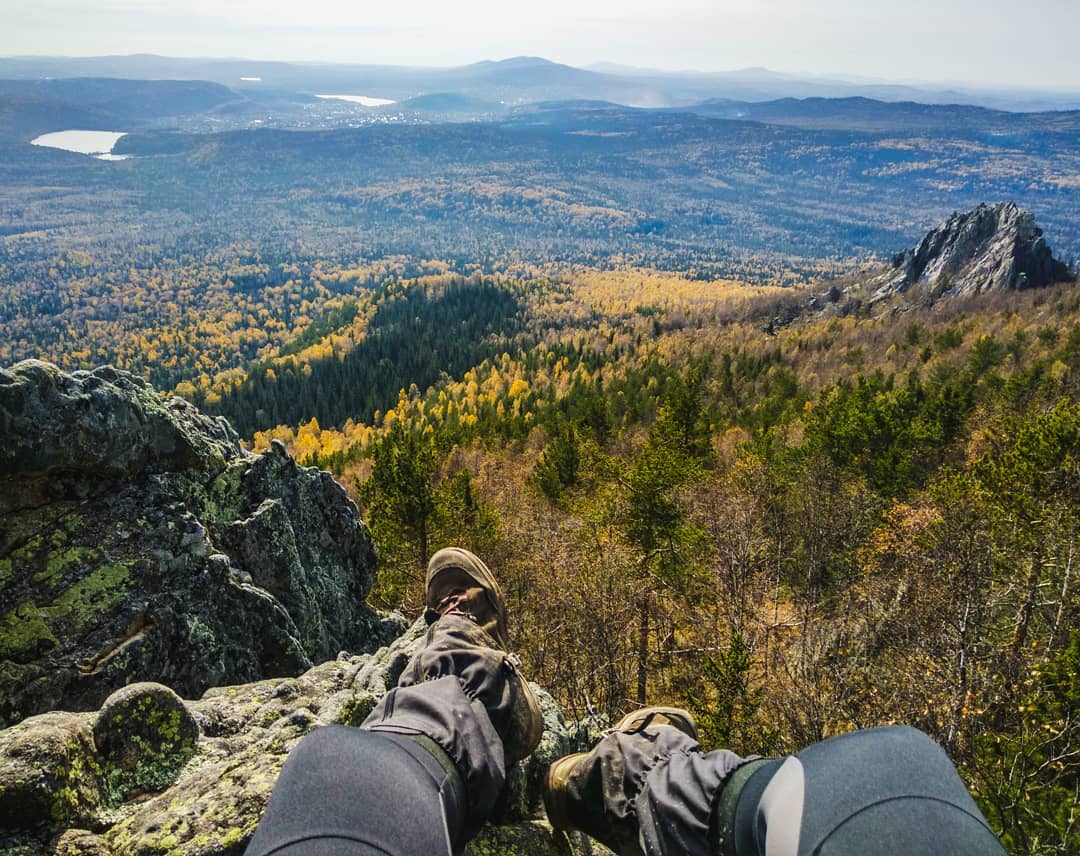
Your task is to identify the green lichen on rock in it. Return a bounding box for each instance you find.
[36,547,102,588]
[92,683,199,804]
[10,533,45,562]
[0,712,104,830]
[0,601,60,661]
[465,820,611,855]
[201,462,248,526]
[50,561,135,627]
[337,692,378,727]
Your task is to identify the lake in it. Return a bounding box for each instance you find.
[315,94,396,107]
[31,130,130,160]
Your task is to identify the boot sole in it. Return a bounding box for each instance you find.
[508,673,545,765]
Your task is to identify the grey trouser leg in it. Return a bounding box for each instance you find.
[573,725,747,855]
[636,733,746,854]
[361,614,534,844]
[362,675,506,843]
[246,727,464,856]
[730,725,1006,855]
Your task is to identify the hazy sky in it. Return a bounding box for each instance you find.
[5,0,1079,91]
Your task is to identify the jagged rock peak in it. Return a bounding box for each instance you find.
[0,361,398,729]
[872,201,1071,301]
[0,360,246,510]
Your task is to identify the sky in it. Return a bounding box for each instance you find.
[4,0,1080,91]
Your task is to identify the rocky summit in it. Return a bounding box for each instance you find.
[871,201,1071,301]
[0,360,401,729]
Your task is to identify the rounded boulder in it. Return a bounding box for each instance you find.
[92,683,199,799]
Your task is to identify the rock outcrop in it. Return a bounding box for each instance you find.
[871,202,1071,301]
[0,361,400,729]
[0,618,609,856]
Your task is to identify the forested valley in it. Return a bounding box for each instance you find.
[231,267,1080,854]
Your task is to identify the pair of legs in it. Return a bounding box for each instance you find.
[247,549,1004,856]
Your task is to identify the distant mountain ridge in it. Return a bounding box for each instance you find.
[684,96,1080,133]
[0,77,244,138]
[1,54,1077,112]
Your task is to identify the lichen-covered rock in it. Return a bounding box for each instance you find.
[466,820,597,855]
[0,618,612,855]
[871,202,1072,301]
[0,712,103,829]
[0,361,401,728]
[93,683,199,802]
[50,829,110,855]
[0,360,241,503]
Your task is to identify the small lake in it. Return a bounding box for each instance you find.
[31,130,130,160]
[315,94,396,107]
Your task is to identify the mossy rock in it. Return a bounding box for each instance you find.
[105,714,314,855]
[0,601,60,662]
[50,828,110,855]
[92,683,199,803]
[0,712,103,830]
[337,692,379,727]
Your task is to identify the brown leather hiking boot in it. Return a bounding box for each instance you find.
[425,546,510,649]
[544,706,699,855]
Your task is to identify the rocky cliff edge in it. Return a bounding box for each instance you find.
[0,361,401,729]
[0,618,607,855]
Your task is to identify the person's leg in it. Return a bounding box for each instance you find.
[247,548,543,854]
[245,726,465,856]
[547,715,1007,856]
[728,725,1006,856]
[361,547,543,841]
[545,707,747,856]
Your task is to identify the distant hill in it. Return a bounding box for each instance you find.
[0,78,243,138]
[0,78,238,118]
[0,93,117,140]
[394,92,507,118]
[685,96,1080,133]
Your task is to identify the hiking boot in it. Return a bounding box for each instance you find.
[424,546,510,649]
[544,706,699,855]
[412,548,542,766]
